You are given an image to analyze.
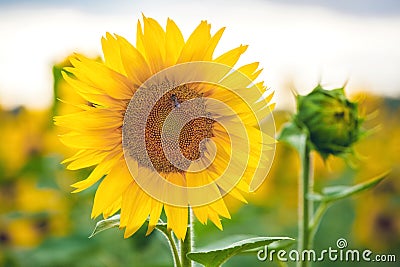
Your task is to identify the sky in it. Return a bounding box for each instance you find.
[0,0,400,109]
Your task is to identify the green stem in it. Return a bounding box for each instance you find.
[180,208,193,267]
[167,230,182,267]
[309,202,329,243]
[297,147,312,267]
[308,153,314,249]
[158,228,181,267]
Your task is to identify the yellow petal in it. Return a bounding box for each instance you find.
[209,198,231,219]
[165,18,185,67]
[116,34,151,85]
[61,149,86,164]
[62,69,101,95]
[208,209,223,230]
[70,54,133,100]
[101,32,127,75]
[178,21,211,63]
[237,62,260,80]
[62,71,127,109]
[141,15,166,73]
[91,161,132,218]
[71,148,122,192]
[192,205,208,224]
[214,45,248,67]
[59,131,120,150]
[54,109,122,132]
[65,149,108,170]
[225,187,248,203]
[119,182,135,228]
[208,169,248,203]
[103,197,121,218]
[121,182,152,238]
[167,172,188,205]
[136,19,145,56]
[203,27,225,61]
[186,168,222,208]
[165,204,188,240]
[146,198,163,236]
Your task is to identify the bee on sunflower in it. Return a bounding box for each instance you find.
[55,15,275,243]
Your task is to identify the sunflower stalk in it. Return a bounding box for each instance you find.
[153,221,181,267]
[297,146,313,267]
[166,230,182,267]
[180,208,194,267]
[278,84,368,267]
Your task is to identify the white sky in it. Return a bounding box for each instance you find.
[1,0,400,109]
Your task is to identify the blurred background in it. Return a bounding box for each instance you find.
[0,0,399,266]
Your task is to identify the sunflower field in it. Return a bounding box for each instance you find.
[0,52,398,266]
[1,7,400,267]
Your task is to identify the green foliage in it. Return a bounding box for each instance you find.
[89,215,293,267]
[279,84,385,209]
[309,171,389,203]
[187,237,294,267]
[278,120,309,157]
[89,215,121,238]
[2,61,399,267]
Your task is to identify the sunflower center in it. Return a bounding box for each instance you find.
[124,83,214,174]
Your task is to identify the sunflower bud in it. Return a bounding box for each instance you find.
[295,85,362,158]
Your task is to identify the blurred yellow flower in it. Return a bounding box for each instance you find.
[0,107,47,177]
[7,219,41,247]
[55,16,273,239]
[0,179,69,248]
[353,173,400,252]
[352,94,400,251]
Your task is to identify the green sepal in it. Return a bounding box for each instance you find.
[89,215,120,238]
[186,236,294,267]
[89,215,167,238]
[278,120,310,157]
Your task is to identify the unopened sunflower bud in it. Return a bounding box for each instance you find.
[295,85,362,158]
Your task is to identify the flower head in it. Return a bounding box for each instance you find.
[55,16,274,239]
[296,85,362,158]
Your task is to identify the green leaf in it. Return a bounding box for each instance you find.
[240,238,296,255]
[322,185,351,195]
[186,236,294,267]
[308,171,389,203]
[278,121,309,157]
[89,215,120,238]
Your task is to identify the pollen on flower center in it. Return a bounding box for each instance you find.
[57,16,275,239]
[125,83,214,174]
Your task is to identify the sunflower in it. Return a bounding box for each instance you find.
[55,15,274,240]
